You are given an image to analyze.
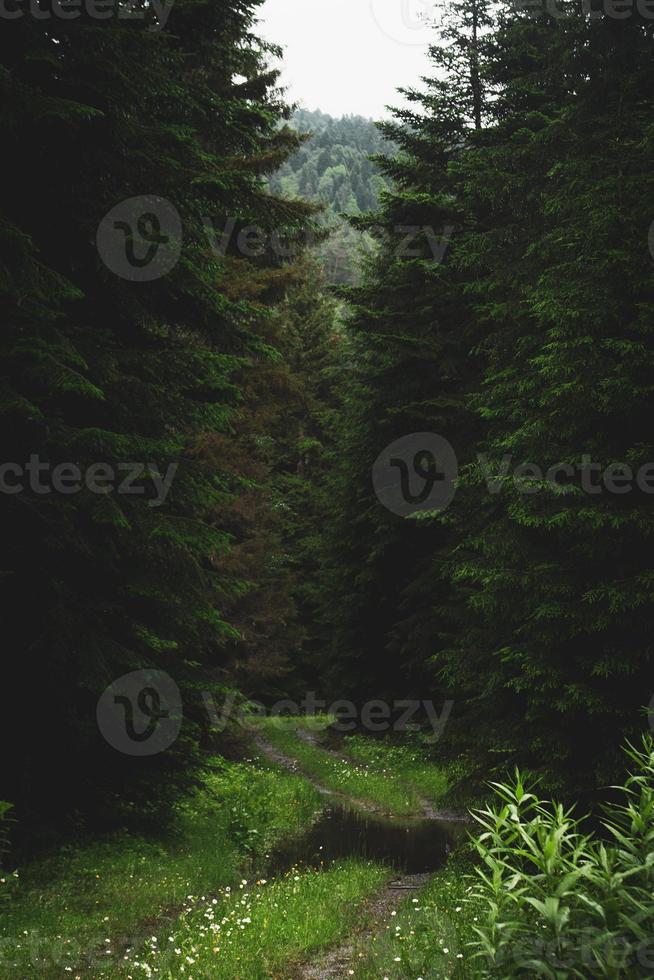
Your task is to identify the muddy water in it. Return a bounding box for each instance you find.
[266,802,463,876]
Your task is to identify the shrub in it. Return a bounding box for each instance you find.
[469,736,654,978]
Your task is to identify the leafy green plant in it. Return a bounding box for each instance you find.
[469,736,654,978]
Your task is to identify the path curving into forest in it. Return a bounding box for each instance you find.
[252,725,468,978]
[256,726,469,823]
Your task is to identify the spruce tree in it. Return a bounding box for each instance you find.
[0,0,319,831]
[448,3,654,785]
[322,0,493,707]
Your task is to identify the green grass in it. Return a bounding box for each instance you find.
[109,859,388,979]
[0,757,322,978]
[343,734,449,804]
[350,849,483,980]
[254,716,448,817]
[2,727,463,978]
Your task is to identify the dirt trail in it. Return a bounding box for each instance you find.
[296,873,429,980]
[254,729,465,978]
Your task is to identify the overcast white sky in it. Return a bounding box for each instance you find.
[258,0,438,120]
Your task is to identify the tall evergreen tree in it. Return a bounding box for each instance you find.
[321,0,493,707]
[322,0,654,791]
[0,0,319,832]
[446,2,654,785]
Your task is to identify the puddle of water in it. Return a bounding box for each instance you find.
[265,803,464,876]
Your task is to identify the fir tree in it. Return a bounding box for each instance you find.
[0,0,320,831]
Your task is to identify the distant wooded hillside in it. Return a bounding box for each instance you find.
[270,109,395,283]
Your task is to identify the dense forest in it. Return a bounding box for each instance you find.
[2,0,654,977]
[269,109,391,213]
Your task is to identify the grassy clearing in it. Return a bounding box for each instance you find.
[254,716,448,817]
[0,757,322,978]
[351,849,482,980]
[111,859,388,979]
[343,734,448,804]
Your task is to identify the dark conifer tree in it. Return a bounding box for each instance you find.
[0,0,319,832]
[447,2,654,785]
[321,0,493,708]
[322,0,654,791]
